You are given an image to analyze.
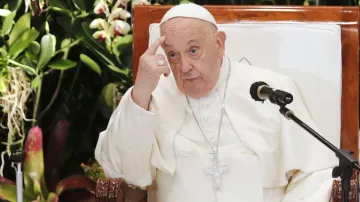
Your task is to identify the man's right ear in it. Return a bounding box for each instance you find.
[216,31,226,57]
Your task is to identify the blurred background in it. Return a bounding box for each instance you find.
[0,0,358,201]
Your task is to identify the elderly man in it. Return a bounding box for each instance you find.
[95,3,338,202]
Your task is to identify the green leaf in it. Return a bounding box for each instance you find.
[0,177,37,202]
[48,0,68,9]
[80,54,101,75]
[48,59,77,70]
[21,55,37,67]
[7,0,22,11]
[37,34,56,69]
[0,179,16,202]
[107,64,129,75]
[0,9,11,16]
[112,35,133,57]
[8,12,31,46]
[81,22,109,56]
[0,75,7,93]
[31,75,41,90]
[56,16,73,34]
[8,28,40,57]
[26,41,41,56]
[46,193,59,202]
[0,47,7,57]
[1,11,15,35]
[72,0,95,11]
[72,19,121,68]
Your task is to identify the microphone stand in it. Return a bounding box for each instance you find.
[10,149,25,202]
[279,106,360,202]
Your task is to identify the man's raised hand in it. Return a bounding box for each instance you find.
[132,36,170,110]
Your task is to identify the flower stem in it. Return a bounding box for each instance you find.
[7,59,37,76]
[38,70,64,120]
[32,72,43,126]
[52,38,82,56]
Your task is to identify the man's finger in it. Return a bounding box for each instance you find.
[145,36,165,55]
[157,65,171,77]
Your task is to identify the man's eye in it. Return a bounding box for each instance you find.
[167,52,179,63]
[189,48,199,54]
[169,52,177,58]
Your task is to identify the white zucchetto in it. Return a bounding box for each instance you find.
[159,3,218,28]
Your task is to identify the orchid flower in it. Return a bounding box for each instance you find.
[114,0,130,9]
[94,0,110,16]
[132,0,151,9]
[93,30,112,51]
[108,8,131,22]
[89,18,110,30]
[24,0,31,13]
[110,20,131,37]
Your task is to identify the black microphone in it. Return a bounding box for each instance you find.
[249,81,293,107]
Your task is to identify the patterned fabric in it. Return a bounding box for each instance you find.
[95,173,359,202]
[95,178,147,202]
[330,171,359,202]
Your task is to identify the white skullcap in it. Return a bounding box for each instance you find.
[159,3,217,28]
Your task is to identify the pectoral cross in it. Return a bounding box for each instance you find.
[205,154,229,191]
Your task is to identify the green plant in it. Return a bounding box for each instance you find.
[0,121,96,202]
[0,5,81,176]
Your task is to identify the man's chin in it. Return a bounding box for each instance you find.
[182,88,211,99]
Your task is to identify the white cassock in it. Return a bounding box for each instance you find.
[95,55,338,202]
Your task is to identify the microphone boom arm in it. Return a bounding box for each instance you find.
[279,106,360,202]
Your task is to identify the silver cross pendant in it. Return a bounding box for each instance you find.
[205,154,229,190]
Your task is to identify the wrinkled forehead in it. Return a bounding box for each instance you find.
[160,18,215,42]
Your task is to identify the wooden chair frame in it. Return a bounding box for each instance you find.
[96,5,360,202]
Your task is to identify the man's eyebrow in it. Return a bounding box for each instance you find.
[188,39,200,44]
[164,39,201,47]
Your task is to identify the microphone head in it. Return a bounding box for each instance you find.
[250,81,268,102]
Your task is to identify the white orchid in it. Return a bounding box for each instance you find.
[132,0,151,8]
[93,30,112,51]
[108,8,131,22]
[94,1,110,16]
[89,18,110,30]
[114,0,130,9]
[90,0,133,52]
[110,20,131,37]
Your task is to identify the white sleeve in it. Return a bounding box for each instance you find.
[94,86,159,188]
[282,168,335,202]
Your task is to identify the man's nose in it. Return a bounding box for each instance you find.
[179,57,192,73]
